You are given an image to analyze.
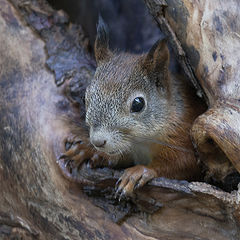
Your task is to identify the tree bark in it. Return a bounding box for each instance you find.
[0,0,239,239]
[144,0,240,179]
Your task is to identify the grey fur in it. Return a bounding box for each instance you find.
[85,51,171,165]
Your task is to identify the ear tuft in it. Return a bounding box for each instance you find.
[96,15,109,46]
[143,39,169,72]
[94,15,112,65]
[143,39,170,89]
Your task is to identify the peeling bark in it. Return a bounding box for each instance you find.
[144,0,240,185]
[0,0,240,239]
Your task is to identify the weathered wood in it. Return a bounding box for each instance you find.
[0,0,240,239]
[144,0,240,183]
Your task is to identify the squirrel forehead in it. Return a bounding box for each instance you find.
[91,54,149,94]
[95,54,144,83]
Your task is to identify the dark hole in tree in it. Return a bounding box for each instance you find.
[200,137,240,192]
[47,0,162,53]
[46,0,240,193]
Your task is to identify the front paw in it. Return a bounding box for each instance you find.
[115,165,157,199]
[57,134,111,180]
[57,135,94,176]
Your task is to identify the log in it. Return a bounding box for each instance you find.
[144,0,240,183]
[0,0,239,239]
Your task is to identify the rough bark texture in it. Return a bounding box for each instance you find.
[0,0,240,240]
[144,0,240,183]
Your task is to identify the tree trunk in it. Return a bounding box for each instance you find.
[144,0,240,179]
[0,0,239,239]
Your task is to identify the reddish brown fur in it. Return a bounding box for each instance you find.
[149,82,204,180]
[63,19,206,196]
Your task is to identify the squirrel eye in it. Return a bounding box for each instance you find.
[131,97,145,113]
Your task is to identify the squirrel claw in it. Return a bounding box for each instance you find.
[114,189,120,199]
[134,183,140,190]
[58,135,94,175]
[114,183,122,196]
[114,187,126,202]
[64,159,75,173]
[58,153,66,160]
[115,177,122,189]
[119,190,126,202]
[115,165,157,197]
[58,134,110,177]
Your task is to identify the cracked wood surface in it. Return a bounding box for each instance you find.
[0,0,239,239]
[145,0,240,188]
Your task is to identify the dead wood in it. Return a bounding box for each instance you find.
[144,0,240,189]
[0,0,239,239]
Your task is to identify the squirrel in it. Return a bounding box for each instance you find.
[59,17,205,196]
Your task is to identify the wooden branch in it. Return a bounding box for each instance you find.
[0,0,239,239]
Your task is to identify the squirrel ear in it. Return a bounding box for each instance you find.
[143,39,170,87]
[94,15,112,65]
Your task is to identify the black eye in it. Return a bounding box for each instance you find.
[131,97,145,113]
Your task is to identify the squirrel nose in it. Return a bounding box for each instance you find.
[92,138,107,148]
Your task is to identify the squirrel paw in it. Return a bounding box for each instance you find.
[115,165,157,200]
[58,135,94,175]
[58,134,110,178]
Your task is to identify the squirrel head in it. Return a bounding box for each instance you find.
[85,17,171,157]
